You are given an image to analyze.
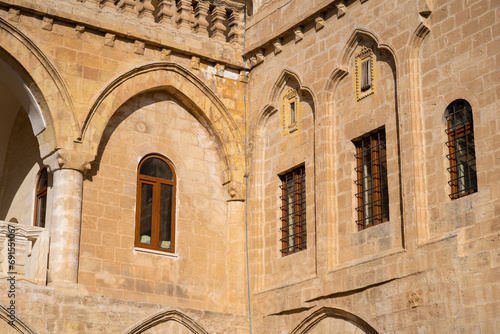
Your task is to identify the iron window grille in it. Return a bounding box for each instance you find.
[445,100,477,199]
[354,129,389,230]
[279,165,306,255]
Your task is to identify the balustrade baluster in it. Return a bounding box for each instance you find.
[176,0,193,31]
[156,0,175,25]
[138,0,155,20]
[228,5,243,44]
[210,3,226,41]
[193,0,210,36]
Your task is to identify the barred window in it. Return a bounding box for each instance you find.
[34,168,48,228]
[445,100,477,199]
[354,129,389,230]
[279,165,306,255]
[135,154,176,253]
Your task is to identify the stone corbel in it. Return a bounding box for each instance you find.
[274,39,283,55]
[191,56,201,70]
[134,40,146,55]
[161,48,172,61]
[215,63,225,77]
[105,33,116,47]
[315,16,325,31]
[43,149,94,174]
[336,1,346,18]
[255,49,265,65]
[75,25,85,37]
[42,16,54,31]
[294,26,304,43]
[225,181,245,202]
[8,8,20,22]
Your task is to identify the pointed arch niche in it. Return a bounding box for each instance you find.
[249,69,316,292]
[290,307,379,334]
[323,29,405,272]
[122,309,209,334]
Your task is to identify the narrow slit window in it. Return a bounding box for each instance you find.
[34,168,48,228]
[445,100,477,199]
[354,129,389,230]
[361,59,371,91]
[279,165,306,255]
[290,100,296,124]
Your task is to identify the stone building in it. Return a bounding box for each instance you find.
[0,0,498,332]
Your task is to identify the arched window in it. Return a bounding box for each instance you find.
[135,155,176,252]
[34,168,48,227]
[445,99,477,199]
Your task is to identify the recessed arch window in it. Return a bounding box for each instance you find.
[34,168,48,228]
[445,99,477,199]
[135,155,176,252]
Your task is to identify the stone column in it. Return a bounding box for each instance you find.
[44,150,93,284]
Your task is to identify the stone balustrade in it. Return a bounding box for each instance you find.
[0,221,49,286]
[93,0,245,44]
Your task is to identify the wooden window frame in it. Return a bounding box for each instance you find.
[354,129,389,230]
[34,168,48,228]
[135,154,177,253]
[445,100,477,200]
[279,165,306,256]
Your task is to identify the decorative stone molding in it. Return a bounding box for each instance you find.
[193,0,210,36]
[255,49,264,65]
[315,16,325,31]
[274,39,283,55]
[191,56,201,70]
[281,87,302,137]
[134,40,145,55]
[74,25,85,37]
[355,46,376,101]
[8,8,20,22]
[406,290,423,308]
[0,221,49,286]
[41,16,53,31]
[336,1,346,18]
[43,149,94,173]
[215,63,225,77]
[240,70,249,83]
[104,33,116,47]
[161,48,172,60]
[294,26,304,43]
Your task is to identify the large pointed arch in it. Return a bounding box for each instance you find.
[290,307,379,334]
[0,304,36,334]
[0,17,77,158]
[121,309,209,334]
[80,62,245,200]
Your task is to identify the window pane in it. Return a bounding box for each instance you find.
[37,194,47,228]
[139,183,154,244]
[38,169,48,190]
[140,158,173,180]
[290,101,296,124]
[159,184,173,250]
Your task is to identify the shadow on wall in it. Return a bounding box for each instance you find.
[0,109,44,223]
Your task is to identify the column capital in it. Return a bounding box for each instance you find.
[43,149,95,173]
